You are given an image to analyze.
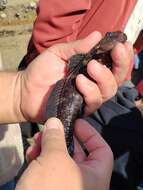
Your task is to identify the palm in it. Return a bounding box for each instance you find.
[20,49,67,121]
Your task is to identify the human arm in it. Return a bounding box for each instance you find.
[0,31,133,123]
[0,71,22,123]
[16,117,113,190]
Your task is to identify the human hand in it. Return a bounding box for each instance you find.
[17,31,133,122]
[16,118,113,190]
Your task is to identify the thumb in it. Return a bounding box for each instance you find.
[48,31,102,60]
[41,117,67,156]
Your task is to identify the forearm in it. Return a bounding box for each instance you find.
[0,71,25,124]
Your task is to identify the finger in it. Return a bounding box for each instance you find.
[26,132,42,163]
[41,118,67,156]
[74,119,113,163]
[73,137,86,163]
[76,60,117,114]
[26,143,41,163]
[124,41,134,61]
[87,61,117,101]
[33,132,42,145]
[76,73,102,115]
[124,42,134,80]
[111,41,134,86]
[48,31,102,60]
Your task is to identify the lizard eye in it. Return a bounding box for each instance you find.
[107,32,113,37]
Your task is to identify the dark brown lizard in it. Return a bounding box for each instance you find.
[46,31,127,156]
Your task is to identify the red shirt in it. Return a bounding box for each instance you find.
[32,0,137,52]
[23,0,141,69]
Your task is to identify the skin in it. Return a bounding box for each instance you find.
[0,31,133,123]
[15,32,133,190]
[0,31,133,189]
[16,117,113,190]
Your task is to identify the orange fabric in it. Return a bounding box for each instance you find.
[77,0,137,38]
[22,0,141,74]
[32,0,137,53]
[33,0,91,52]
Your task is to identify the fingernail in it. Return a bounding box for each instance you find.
[78,74,95,90]
[78,74,87,83]
[26,146,33,163]
[44,117,63,131]
[88,60,107,73]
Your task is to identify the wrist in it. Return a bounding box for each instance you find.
[13,71,26,122]
[18,69,48,123]
[0,71,26,123]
